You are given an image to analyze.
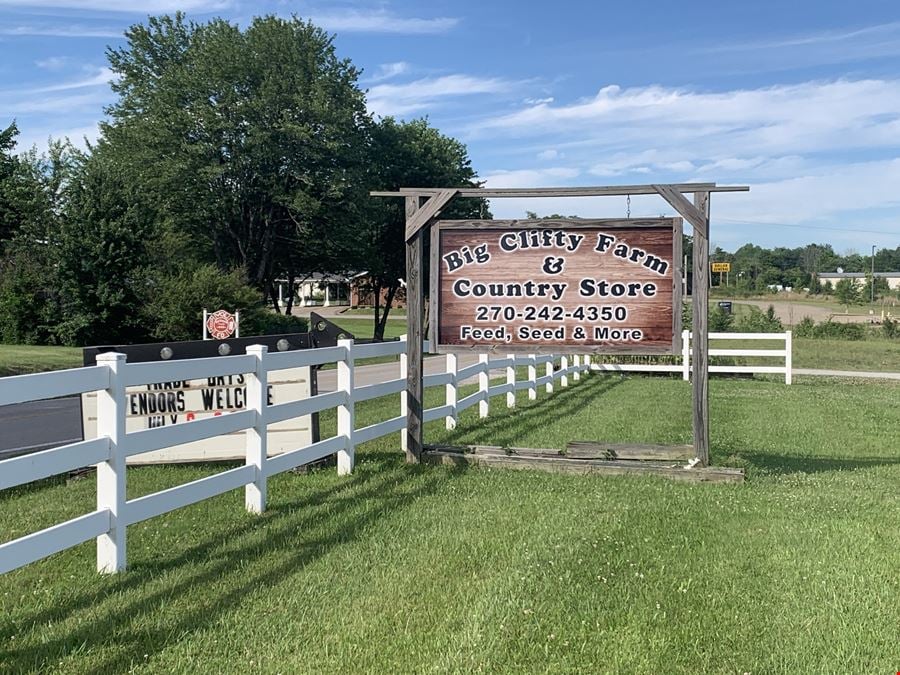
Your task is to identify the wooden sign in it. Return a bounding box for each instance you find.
[711,262,731,273]
[82,366,313,464]
[430,218,682,354]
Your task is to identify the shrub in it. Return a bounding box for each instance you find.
[145,265,267,342]
[794,317,816,338]
[881,316,898,339]
[811,321,865,340]
[736,305,783,333]
[254,312,309,336]
[709,306,735,332]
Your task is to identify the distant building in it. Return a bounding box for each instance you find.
[818,272,900,291]
[350,272,407,309]
[274,273,350,308]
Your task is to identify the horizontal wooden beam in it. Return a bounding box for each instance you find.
[372,183,749,199]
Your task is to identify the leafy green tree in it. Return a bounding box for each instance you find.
[53,153,156,345]
[361,117,488,340]
[101,13,370,309]
[834,278,860,309]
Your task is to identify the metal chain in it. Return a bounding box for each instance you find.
[626,195,631,218]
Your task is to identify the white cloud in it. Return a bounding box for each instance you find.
[309,9,458,34]
[483,167,581,189]
[365,61,411,83]
[0,24,123,38]
[536,149,561,160]
[0,0,228,11]
[367,74,516,117]
[524,96,553,105]
[27,67,115,93]
[473,80,900,161]
[35,56,70,70]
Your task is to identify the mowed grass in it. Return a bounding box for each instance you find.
[1,375,898,673]
[0,344,82,377]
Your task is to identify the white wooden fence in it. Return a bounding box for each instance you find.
[590,330,793,385]
[0,338,592,576]
[0,331,792,576]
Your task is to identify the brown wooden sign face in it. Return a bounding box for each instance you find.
[430,218,682,354]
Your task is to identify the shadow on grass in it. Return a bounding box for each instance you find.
[0,452,469,673]
[442,374,624,449]
[729,451,900,476]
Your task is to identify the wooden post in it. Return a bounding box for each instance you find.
[478,354,489,418]
[545,359,554,394]
[528,355,537,400]
[560,355,569,388]
[96,352,127,574]
[692,191,710,466]
[245,344,268,513]
[405,196,424,463]
[506,354,516,407]
[572,354,581,381]
[446,353,458,429]
[337,339,355,475]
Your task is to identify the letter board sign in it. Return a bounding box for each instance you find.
[430,218,682,354]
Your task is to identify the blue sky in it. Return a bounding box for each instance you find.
[2,0,900,253]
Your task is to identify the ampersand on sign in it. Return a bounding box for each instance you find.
[542,256,566,275]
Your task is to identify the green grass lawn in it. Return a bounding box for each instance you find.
[0,344,82,377]
[1,375,898,673]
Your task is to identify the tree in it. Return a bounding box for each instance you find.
[53,153,156,345]
[100,13,370,309]
[360,117,488,340]
[834,278,860,309]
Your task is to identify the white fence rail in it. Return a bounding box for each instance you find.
[590,330,793,385]
[0,338,592,576]
[0,331,792,575]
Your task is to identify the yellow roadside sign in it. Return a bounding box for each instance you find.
[711,262,731,273]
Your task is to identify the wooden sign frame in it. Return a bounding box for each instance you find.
[428,217,683,356]
[371,182,749,468]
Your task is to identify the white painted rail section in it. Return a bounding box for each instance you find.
[0,338,594,576]
[593,330,793,385]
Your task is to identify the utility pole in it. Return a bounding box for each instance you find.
[871,245,876,304]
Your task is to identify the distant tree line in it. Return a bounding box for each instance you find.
[0,13,486,346]
[707,241,900,301]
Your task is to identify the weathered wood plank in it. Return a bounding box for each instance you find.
[565,441,695,461]
[405,195,424,463]
[653,184,707,236]
[404,189,457,241]
[372,183,750,199]
[422,449,744,484]
[692,191,710,466]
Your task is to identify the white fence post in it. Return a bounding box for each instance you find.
[560,355,569,387]
[446,353,458,429]
[478,354,489,418]
[528,355,537,400]
[785,330,793,385]
[545,358,554,394]
[400,335,408,450]
[682,329,691,381]
[572,355,581,381]
[245,345,268,514]
[506,354,516,408]
[337,339,355,475]
[96,352,127,574]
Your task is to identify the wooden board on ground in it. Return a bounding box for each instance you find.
[423,444,744,484]
[565,441,694,461]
